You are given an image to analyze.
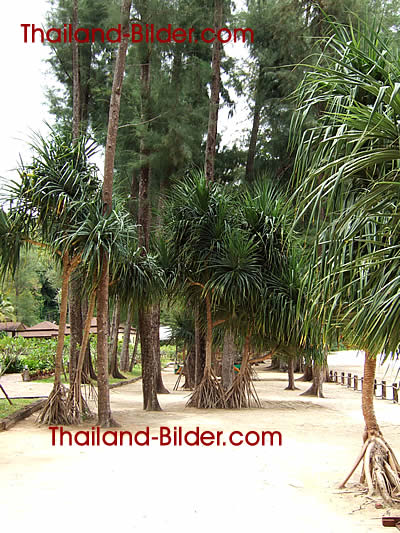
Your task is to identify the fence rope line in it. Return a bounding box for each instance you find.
[329,370,399,403]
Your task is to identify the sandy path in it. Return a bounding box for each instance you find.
[1,366,398,532]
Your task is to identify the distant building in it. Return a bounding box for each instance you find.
[0,322,27,338]
[18,321,60,338]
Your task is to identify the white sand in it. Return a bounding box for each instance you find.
[0,363,398,532]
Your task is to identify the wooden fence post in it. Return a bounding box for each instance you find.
[393,383,398,403]
[347,373,352,388]
[382,381,387,400]
[354,375,358,391]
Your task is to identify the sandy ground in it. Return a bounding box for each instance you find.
[1,356,400,533]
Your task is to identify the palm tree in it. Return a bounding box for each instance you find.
[291,18,400,503]
[4,130,99,424]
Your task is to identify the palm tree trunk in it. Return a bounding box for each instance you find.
[301,362,324,397]
[67,291,96,421]
[68,273,83,386]
[221,328,235,391]
[285,356,298,391]
[54,254,73,388]
[205,294,213,371]
[194,303,201,386]
[38,252,80,425]
[362,352,381,437]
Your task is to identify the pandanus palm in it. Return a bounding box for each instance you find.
[165,173,237,407]
[3,129,136,425]
[291,18,400,503]
[3,130,99,424]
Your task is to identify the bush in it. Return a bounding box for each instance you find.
[0,336,69,374]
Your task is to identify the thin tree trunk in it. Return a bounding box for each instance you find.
[154,304,169,393]
[82,296,97,380]
[204,0,223,182]
[72,0,80,141]
[69,273,82,385]
[97,0,131,427]
[205,294,213,371]
[139,305,161,410]
[298,363,313,381]
[301,362,324,397]
[129,331,139,372]
[285,356,298,390]
[221,328,235,391]
[362,352,381,437]
[109,296,125,379]
[245,78,262,182]
[120,302,132,372]
[137,14,161,411]
[38,253,80,425]
[194,303,201,385]
[54,254,74,387]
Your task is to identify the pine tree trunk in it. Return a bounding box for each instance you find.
[154,304,169,393]
[97,0,131,427]
[129,331,139,372]
[109,296,125,379]
[245,81,262,182]
[139,305,161,411]
[120,302,132,372]
[221,328,235,391]
[72,0,80,141]
[82,296,97,380]
[204,0,223,182]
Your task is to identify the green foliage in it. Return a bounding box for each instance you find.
[291,17,400,356]
[0,336,69,374]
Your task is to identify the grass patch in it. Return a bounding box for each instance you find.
[0,398,37,419]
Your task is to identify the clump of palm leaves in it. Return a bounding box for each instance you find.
[291,15,400,504]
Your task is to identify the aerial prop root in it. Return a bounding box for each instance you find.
[186,367,225,408]
[340,435,400,507]
[37,383,72,426]
[66,373,96,425]
[225,365,261,409]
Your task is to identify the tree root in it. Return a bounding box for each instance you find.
[37,383,72,426]
[340,435,400,507]
[66,374,96,425]
[186,368,225,408]
[225,365,261,409]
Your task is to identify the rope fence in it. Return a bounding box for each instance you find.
[328,370,399,403]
